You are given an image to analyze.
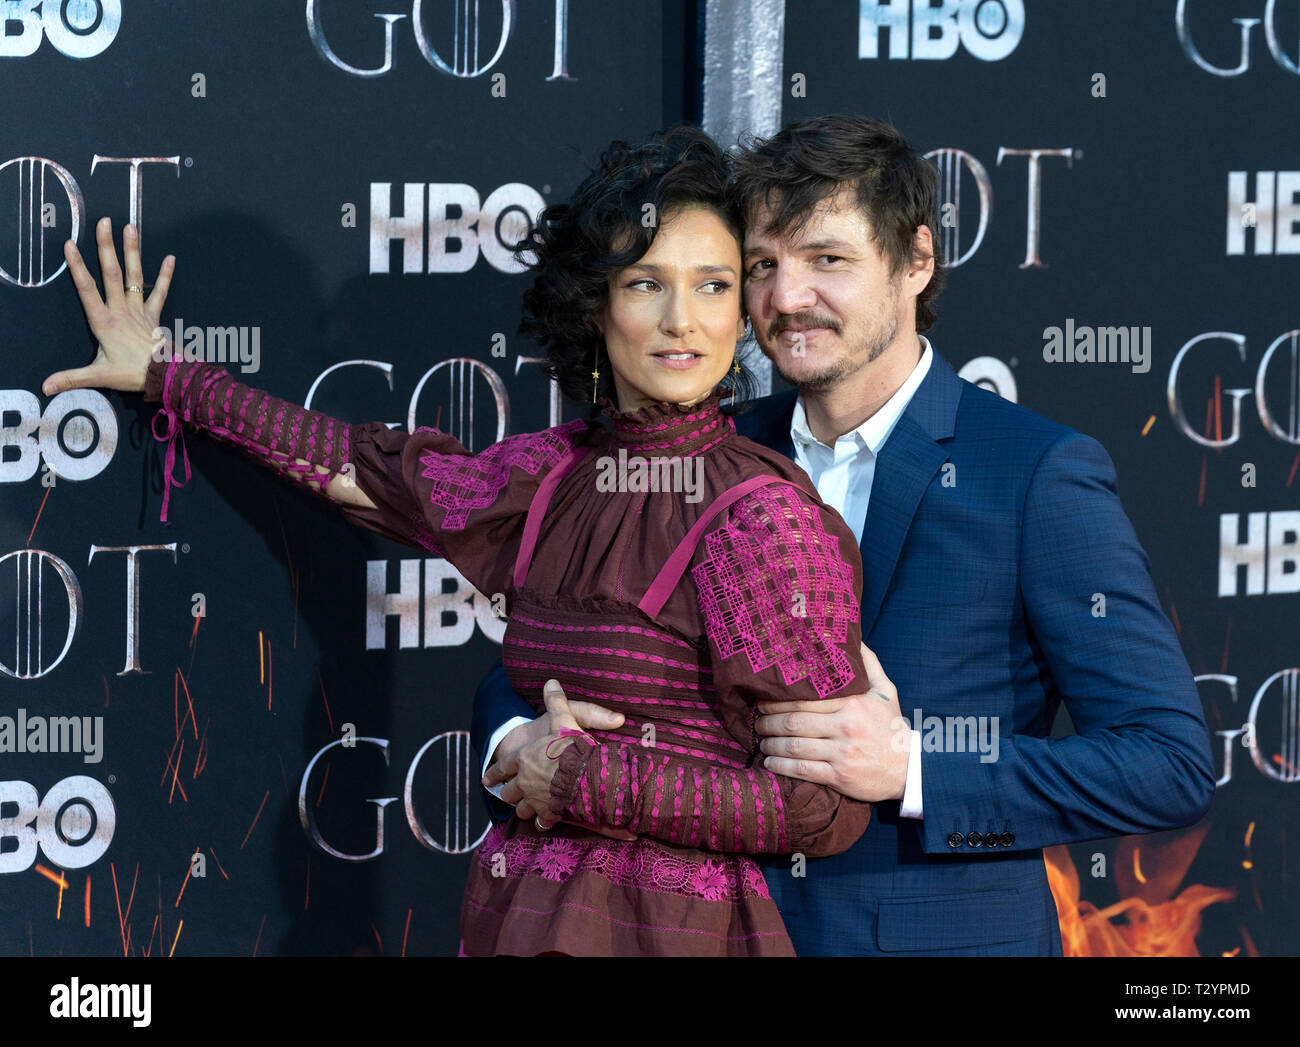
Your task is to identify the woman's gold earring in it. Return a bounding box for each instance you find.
[591,345,601,404]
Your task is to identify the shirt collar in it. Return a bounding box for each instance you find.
[790,337,934,453]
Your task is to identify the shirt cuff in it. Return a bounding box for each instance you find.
[898,729,923,819]
[482,716,533,800]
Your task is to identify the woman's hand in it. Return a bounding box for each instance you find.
[490,680,636,840]
[510,681,586,825]
[44,217,176,396]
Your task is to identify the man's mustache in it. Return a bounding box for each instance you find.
[766,312,842,342]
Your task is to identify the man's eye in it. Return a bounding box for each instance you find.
[746,260,773,276]
[817,255,844,265]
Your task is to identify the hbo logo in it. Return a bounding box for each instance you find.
[0,776,116,873]
[369,182,548,275]
[0,389,117,483]
[859,0,1025,61]
[0,0,122,59]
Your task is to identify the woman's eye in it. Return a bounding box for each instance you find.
[628,278,660,291]
[702,279,732,293]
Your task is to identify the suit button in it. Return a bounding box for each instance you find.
[946,832,964,848]
[1000,831,1015,847]
[965,831,983,847]
[984,831,998,847]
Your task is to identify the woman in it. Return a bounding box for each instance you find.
[50,127,872,956]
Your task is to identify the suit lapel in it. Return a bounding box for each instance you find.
[858,353,964,636]
[733,356,965,635]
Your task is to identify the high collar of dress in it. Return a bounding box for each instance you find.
[599,387,734,456]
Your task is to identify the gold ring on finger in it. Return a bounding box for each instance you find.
[125,285,144,294]
[534,815,551,832]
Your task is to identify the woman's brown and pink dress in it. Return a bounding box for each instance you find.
[144,353,872,955]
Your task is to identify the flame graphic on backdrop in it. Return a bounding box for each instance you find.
[1045,824,1244,956]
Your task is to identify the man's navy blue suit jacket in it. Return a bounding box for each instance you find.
[470,350,1215,955]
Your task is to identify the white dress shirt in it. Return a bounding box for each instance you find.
[486,338,935,820]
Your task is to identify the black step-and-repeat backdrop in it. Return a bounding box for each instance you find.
[1,1,1295,957]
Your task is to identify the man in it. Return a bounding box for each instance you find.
[472,114,1215,955]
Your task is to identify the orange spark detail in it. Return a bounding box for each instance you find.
[123,863,138,927]
[317,668,335,733]
[111,862,127,956]
[193,720,210,779]
[35,863,69,890]
[177,667,199,740]
[240,790,270,850]
[161,729,184,787]
[317,762,331,806]
[168,739,186,804]
[25,486,52,546]
[175,852,197,908]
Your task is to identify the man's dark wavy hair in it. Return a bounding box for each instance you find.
[729,114,945,333]
[516,125,756,411]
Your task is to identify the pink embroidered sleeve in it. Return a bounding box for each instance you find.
[143,354,588,598]
[144,355,357,522]
[548,483,873,857]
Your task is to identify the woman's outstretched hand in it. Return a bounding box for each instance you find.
[44,216,175,396]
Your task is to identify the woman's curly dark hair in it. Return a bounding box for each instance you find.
[517,125,756,412]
